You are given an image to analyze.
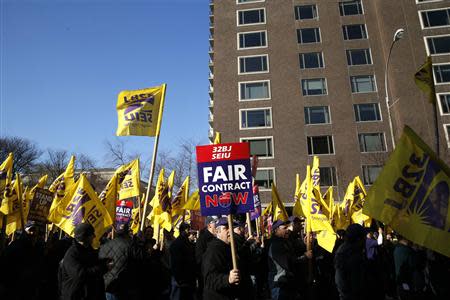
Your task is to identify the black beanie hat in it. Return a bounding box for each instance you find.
[74,223,95,241]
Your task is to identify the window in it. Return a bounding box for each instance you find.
[434,64,450,83]
[339,0,363,16]
[439,93,450,114]
[301,78,327,96]
[297,28,321,44]
[421,9,450,28]
[426,36,450,55]
[239,31,267,49]
[417,0,444,3]
[239,80,270,101]
[350,75,376,93]
[307,136,334,155]
[445,124,450,147]
[354,103,381,122]
[238,8,265,25]
[255,168,275,190]
[342,24,367,40]
[239,55,268,74]
[299,52,324,69]
[238,0,265,3]
[346,49,372,65]
[319,167,337,186]
[362,165,382,185]
[240,108,272,129]
[241,137,273,158]
[304,106,331,124]
[359,133,386,152]
[295,5,318,20]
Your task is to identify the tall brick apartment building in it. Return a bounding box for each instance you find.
[207,0,450,205]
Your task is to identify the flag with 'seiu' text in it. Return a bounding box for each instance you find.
[116,84,166,137]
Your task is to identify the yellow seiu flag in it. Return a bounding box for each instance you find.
[171,176,189,218]
[414,56,436,104]
[116,84,167,137]
[51,174,112,248]
[48,156,76,224]
[309,156,336,252]
[322,187,333,220]
[183,190,200,211]
[271,183,289,222]
[0,153,14,196]
[22,174,49,220]
[293,174,304,217]
[100,159,141,221]
[363,126,450,257]
[299,165,312,219]
[350,177,371,227]
[0,153,15,215]
[213,132,221,144]
[5,174,27,235]
[148,169,173,232]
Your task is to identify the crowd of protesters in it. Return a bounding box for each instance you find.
[0,216,448,300]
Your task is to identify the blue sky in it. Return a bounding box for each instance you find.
[1,0,210,166]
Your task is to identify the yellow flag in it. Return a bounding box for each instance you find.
[317,229,336,253]
[214,132,221,144]
[363,126,450,257]
[350,176,371,226]
[5,174,26,235]
[172,176,189,217]
[100,159,141,221]
[0,153,13,196]
[182,190,200,211]
[116,84,167,136]
[51,174,112,248]
[414,56,436,104]
[322,187,333,219]
[130,207,141,235]
[300,165,312,219]
[293,174,304,217]
[48,156,76,224]
[271,184,289,222]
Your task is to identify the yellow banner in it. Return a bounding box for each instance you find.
[116,84,166,137]
[52,174,112,248]
[364,126,450,257]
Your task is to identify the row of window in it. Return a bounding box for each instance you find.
[241,104,381,128]
[242,132,385,160]
[240,104,381,127]
[237,1,364,27]
[238,56,450,86]
[254,164,381,190]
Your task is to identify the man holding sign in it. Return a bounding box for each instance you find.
[196,142,254,299]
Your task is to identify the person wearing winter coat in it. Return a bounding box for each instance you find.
[60,223,110,300]
[202,217,240,300]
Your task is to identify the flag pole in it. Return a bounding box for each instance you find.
[140,84,167,232]
[16,174,25,232]
[227,214,238,270]
[246,212,252,237]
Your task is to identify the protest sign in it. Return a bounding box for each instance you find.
[115,198,134,229]
[28,188,53,226]
[196,142,254,216]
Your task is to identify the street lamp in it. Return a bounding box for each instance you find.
[384,28,405,150]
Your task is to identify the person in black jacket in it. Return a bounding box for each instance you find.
[169,222,196,300]
[99,223,133,300]
[195,215,217,299]
[202,217,240,300]
[334,223,367,300]
[60,223,110,300]
[267,220,298,300]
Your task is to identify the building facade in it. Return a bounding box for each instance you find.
[208,0,450,205]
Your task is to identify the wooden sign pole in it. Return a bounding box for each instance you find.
[227,215,238,270]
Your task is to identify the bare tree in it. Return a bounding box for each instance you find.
[0,136,42,174]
